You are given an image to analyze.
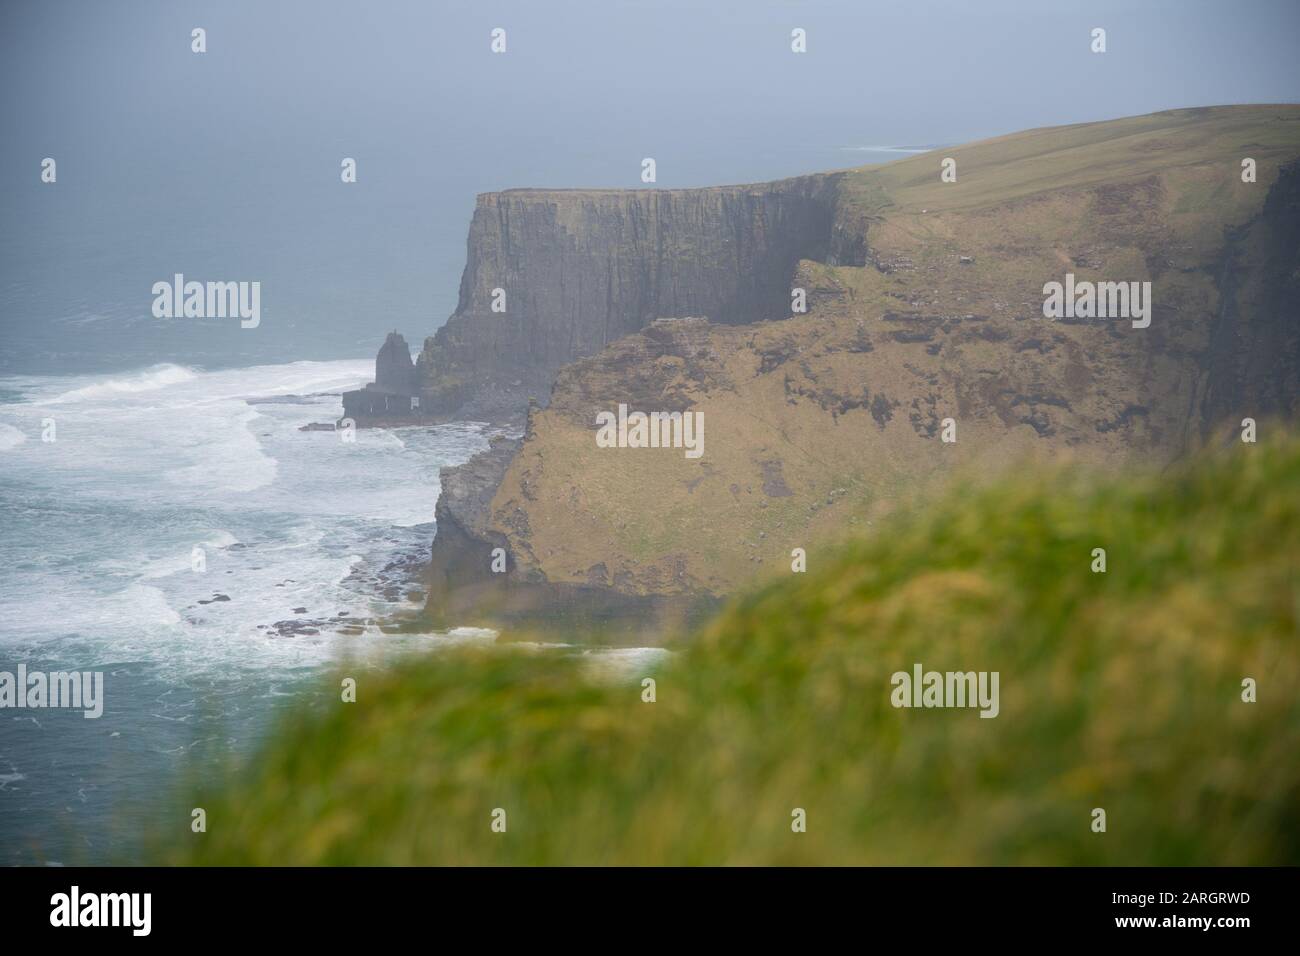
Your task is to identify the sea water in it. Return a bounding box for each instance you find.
[0,360,672,863]
[0,360,505,865]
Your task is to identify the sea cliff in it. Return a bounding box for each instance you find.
[347,106,1300,634]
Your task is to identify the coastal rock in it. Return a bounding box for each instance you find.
[345,174,853,426]
[422,177,844,382]
[374,331,417,393]
[423,432,716,639]
[418,107,1300,620]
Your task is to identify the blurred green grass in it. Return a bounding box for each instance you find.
[171,433,1300,865]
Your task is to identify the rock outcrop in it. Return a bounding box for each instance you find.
[1200,157,1300,434]
[374,331,417,393]
[421,175,843,377]
[341,332,428,424]
[325,107,1300,631]
[410,106,1300,632]
[344,174,851,426]
[424,429,719,639]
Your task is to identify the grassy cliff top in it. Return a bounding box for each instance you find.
[172,431,1299,865]
[487,106,1300,210]
[847,104,1300,215]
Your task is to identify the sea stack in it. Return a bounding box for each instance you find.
[341,331,425,424]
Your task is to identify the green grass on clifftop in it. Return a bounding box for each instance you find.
[173,433,1300,865]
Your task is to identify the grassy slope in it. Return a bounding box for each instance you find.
[846,105,1300,214]
[175,433,1299,865]
[483,106,1300,598]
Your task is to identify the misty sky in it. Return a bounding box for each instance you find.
[2,0,1298,374]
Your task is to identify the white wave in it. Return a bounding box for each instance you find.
[474,637,672,683]
[0,359,493,678]
[0,422,27,451]
[578,646,673,683]
[161,404,279,494]
[38,364,199,405]
[8,582,185,645]
[15,359,373,412]
[140,531,240,580]
[440,626,502,646]
[116,583,185,630]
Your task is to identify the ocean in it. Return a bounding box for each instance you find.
[0,360,507,864]
[0,62,914,859]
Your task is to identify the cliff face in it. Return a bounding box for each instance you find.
[412,176,846,415]
[1200,158,1300,433]
[416,106,1300,627]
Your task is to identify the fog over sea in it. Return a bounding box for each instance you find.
[6,0,1294,867]
[9,0,1257,377]
[0,71,901,873]
[0,360,684,864]
[0,112,893,867]
[0,11,896,863]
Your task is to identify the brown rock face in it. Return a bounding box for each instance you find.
[424,108,1300,623]
[407,107,1300,632]
[424,432,718,640]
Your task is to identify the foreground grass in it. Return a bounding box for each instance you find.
[174,434,1299,865]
